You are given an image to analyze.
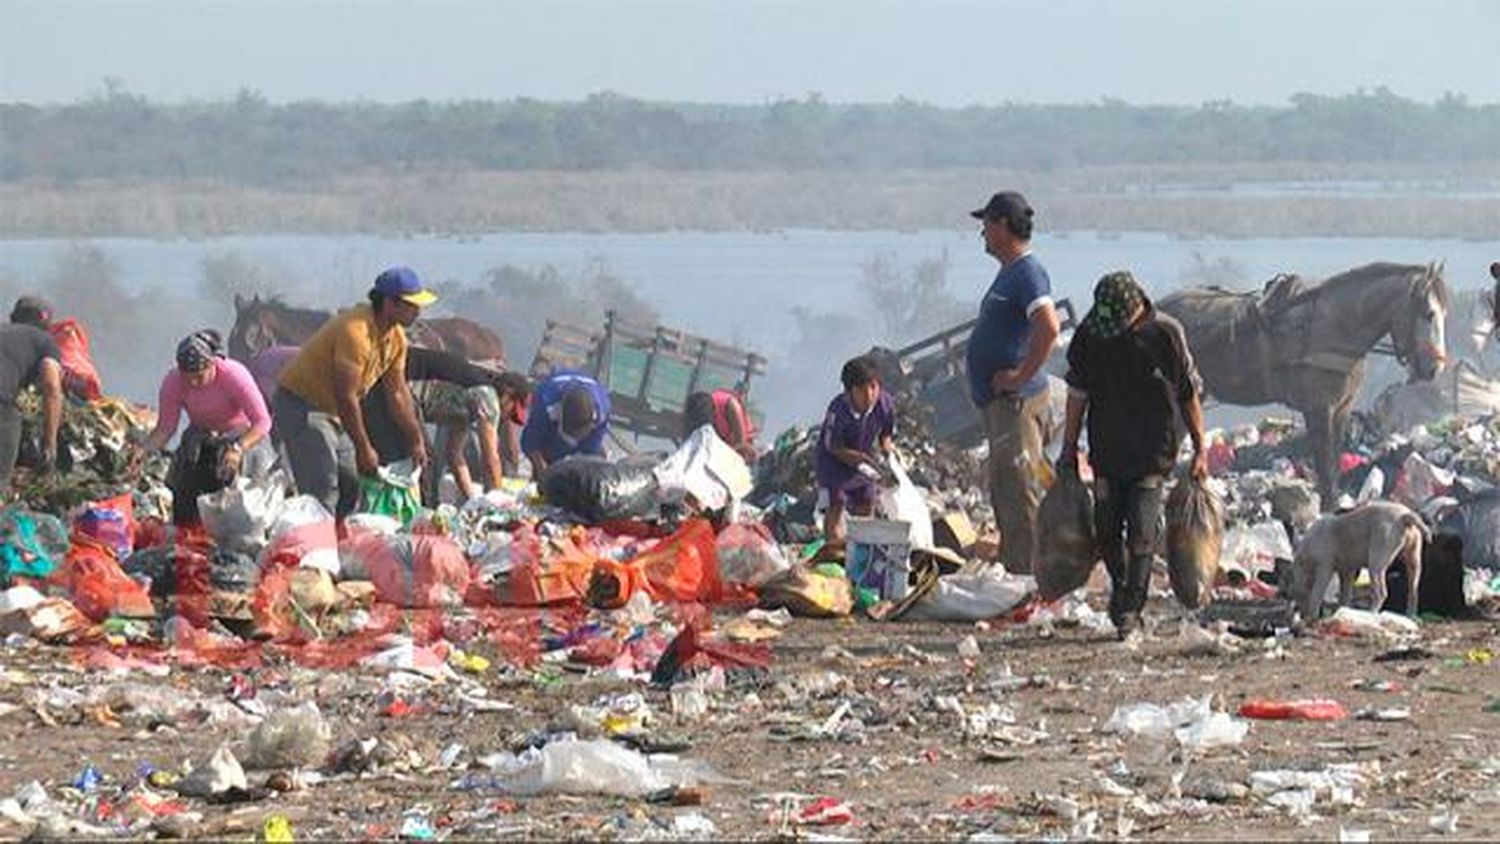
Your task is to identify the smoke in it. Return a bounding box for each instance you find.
[0,242,971,442]
[0,244,201,404]
[433,261,659,374]
[755,250,972,433]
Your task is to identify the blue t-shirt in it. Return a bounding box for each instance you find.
[814,391,896,490]
[520,369,613,463]
[965,253,1053,405]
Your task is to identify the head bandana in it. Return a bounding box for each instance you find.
[1083,271,1147,339]
[176,331,220,373]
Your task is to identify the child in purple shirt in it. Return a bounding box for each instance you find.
[815,356,895,543]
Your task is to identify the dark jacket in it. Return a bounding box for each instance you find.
[1064,308,1201,479]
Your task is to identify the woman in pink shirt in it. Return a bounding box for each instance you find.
[146,330,275,525]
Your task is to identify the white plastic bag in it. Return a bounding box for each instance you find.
[1175,711,1249,751]
[262,495,340,576]
[198,472,286,556]
[653,426,752,511]
[1393,452,1455,509]
[715,522,791,586]
[244,702,332,770]
[877,454,933,551]
[900,566,1035,622]
[1220,521,1293,582]
[483,738,715,797]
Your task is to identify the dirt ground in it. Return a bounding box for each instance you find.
[3,591,1500,841]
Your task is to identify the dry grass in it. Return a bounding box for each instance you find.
[0,164,1497,238]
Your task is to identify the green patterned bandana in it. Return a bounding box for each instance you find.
[1083,271,1146,338]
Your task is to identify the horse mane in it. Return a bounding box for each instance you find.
[247,295,332,321]
[1317,262,1449,309]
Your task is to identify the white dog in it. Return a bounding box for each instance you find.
[1292,501,1429,619]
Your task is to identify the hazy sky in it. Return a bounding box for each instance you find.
[3,0,1497,106]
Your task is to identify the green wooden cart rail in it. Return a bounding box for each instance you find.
[531,311,769,443]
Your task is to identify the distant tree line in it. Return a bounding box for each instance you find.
[2,85,1496,184]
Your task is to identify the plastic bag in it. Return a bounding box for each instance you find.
[653,426,753,511]
[198,473,286,556]
[58,537,155,621]
[345,530,471,608]
[483,737,713,797]
[1392,452,1453,510]
[1220,521,1293,583]
[898,565,1035,622]
[358,461,422,527]
[1166,476,1224,609]
[715,522,791,587]
[261,496,338,575]
[244,702,332,770]
[1035,465,1097,600]
[0,508,70,580]
[876,455,934,551]
[48,318,103,401]
[586,518,723,608]
[540,455,661,525]
[125,546,258,596]
[759,565,853,618]
[73,493,136,561]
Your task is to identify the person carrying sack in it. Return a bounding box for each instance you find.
[1059,271,1209,639]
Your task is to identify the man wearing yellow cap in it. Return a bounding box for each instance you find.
[274,266,434,517]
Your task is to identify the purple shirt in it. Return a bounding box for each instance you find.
[247,345,300,404]
[814,391,895,490]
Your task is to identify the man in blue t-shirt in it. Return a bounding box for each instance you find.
[521,369,612,476]
[964,191,1061,573]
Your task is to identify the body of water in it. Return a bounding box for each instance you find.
[1,230,1496,430]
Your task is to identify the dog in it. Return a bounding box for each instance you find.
[1291,501,1430,620]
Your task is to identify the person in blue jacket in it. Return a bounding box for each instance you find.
[521,369,611,476]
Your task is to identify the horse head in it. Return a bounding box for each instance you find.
[228,293,272,361]
[1390,262,1449,382]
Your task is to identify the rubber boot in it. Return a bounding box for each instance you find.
[1119,554,1155,636]
[1104,552,1130,637]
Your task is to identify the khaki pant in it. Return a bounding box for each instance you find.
[983,392,1052,573]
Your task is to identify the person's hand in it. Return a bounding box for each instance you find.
[1056,446,1080,476]
[410,440,431,471]
[219,443,244,482]
[991,368,1022,395]
[1190,449,1210,482]
[355,442,380,477]
[38,447,57,475]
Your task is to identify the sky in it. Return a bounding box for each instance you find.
[2,0,1497,106]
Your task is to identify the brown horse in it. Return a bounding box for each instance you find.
[1158,262,1449,508]
[228,294,506,364]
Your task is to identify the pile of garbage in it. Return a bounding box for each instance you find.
[6,373,1500,839]
[13,394,168,516]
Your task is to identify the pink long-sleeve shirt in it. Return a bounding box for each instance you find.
[152,357,272,440]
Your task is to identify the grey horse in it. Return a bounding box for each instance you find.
[1158,262,1449,508]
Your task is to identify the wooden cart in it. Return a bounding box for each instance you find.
[532,311,769,443]
[880,298,1077,448]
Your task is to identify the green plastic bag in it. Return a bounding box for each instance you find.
[0,508,70,580]
[358,462,422,527]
